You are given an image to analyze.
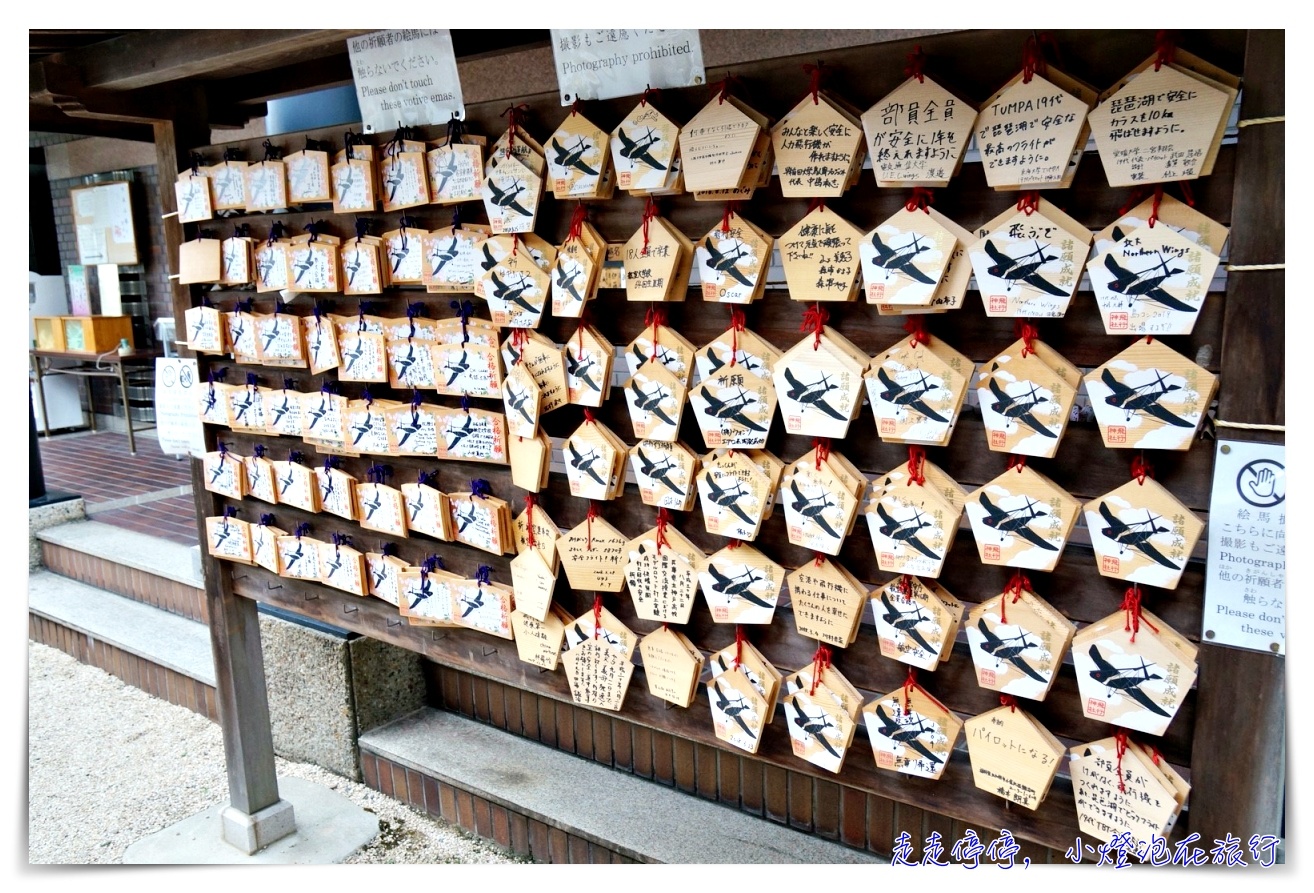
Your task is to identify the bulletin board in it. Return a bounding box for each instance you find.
[71,180,138,266]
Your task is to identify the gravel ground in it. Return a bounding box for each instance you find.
[26,641,522,865]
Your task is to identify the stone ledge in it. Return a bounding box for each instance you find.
[37,519,203,589]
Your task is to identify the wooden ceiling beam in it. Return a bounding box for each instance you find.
[28,103,154,142]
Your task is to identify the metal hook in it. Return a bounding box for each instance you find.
[538,666,551,674]
[343,604,359,615]
[232,573,250,582]
[303,590,318,600]
[431,630,448,642]
[265,581,284,591]
[481,647,498,657]
[386,617,402,628]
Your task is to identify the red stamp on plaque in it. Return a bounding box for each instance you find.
[989,295,1008,313]
[713,607,730,621]
[1087,697,1107,717]
[990,430,1006,447]
[984,544,1001,561]
[1101,555,1121,573]
[880,552,897,567]
[1108,425,1127,444]
[876,750,896,769]
[880,418,896,435]
[1110,312,1129,330]
[979,669,997,686]
[786,415,802,432]
[868,283,886,301]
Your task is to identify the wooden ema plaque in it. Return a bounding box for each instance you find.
[423,226,482,294]
[680,96,761,191]
[695,450,772,541]
[356,481,408,538]
[865,332,971,446]
[1084,477,1204,590]
[331,156,375,214]
[693,95,772,200]
[695,213,772,304]
[220,237,252,286]
[379,148,430,213]
[965,464,1079,572]
[225,384,265,432]
[862,683,963,780]
[514,502,561,571]
[976,338,1079,458]
[344,399,394,455]
[1069,736,1187,846]
[341,240,383,295]
[378,227,425,287]
[565,604,637,660]
[284,147,331,204]
[630,439,698,512]
[699,543,784,625]
[511,605,568,671]
[299,390,348,444]
[872,575,961,671]
[1094,193,1230,257]
[639,626,704,708]
[482,152,542,235]
[624,536,703,626]
[283,237,341,294]
[509,548,556,623]
[626,322,697,386]
[450,577,514,640]
[973,71,1093,190]
[387,403,440,457]
[242,454,277,505]
[774,329,867,439]
[433,406,508,465]
[1087,223,1220,336]
[262,386,303,438]
[387,339,437,390]
[771,92,865,198]
[206,515,253,564]
[1072,609,1198,737]
[508,431,552,493]
[432,339,501,399]
[860,207,957,306]
[864,468,961,579]
[224,310,258,363]
[271,460,317,513]
[303,316,340,375]
[244,158,287,212]
[1088,62,1232,187]
[337,330,388,384]
[965,703,1064,810]
[690,366,777,450]
[861,76,975,186]
[314,465,357,521]
[787,558,867,648]
[778,206,863,303]
[276,532,323,582]
[966,586,1074,701]
[202,449,246,500]
[709,638,782,719]
[184,306,224,354]
[696,324,780,381]
[427,135,484,205]
[198,381,232,427]
[251,522,286,576]
[447,491,512,556]
[318,540,367,596]
[967,205,1091,318]
[207,160,247,211]
[559,515,628,593]
[562,637,634,712]
[872,207,976,315]
[401,481,450,540]
[502,364,543,439]
[622,216,692,303]
[398,566,459,627]
[365,551,407,607]
[253,241,288,293]
[564,325,613,408]
[1085,337,1216,451]
[709,668,770,754]
[784,680,857,774]
[782,453,859,557]
[564,419,625,501]
[552,230,602,318]
[611,100,680,193]
[483,249,549,329]
[491,124,546,177]
[547,111,609,198]
[622,360,687,444]
[505,330,569,414]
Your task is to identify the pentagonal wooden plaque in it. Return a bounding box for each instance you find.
[562,637,634,712]
[1070,736,1183,846]
[483,248,550,329]
[860,207,956,306]
[695,450,772,542]
[709,669,769,754]
[787,558,868,649]
[872,575,958,670]
[861,76,974,186]
[862,684,963,780]
[640,626,704,708]
[965,464,1079,572]
[1072,611,1198,737]
[968,208,1091,318]
[695,212,772,304]
[622,360,687,443]
[1084,477,1204,590]
[698,543,784,625]
[625,549,701,625]
[689,367,776,450]
[1094,193,1229,257]
[559,516,628,593]
[773,331,866,439]
[1084,337,1216,450]
[501,364,542,439]
[564,324,613,408]
[626,322,697,386]
[564,603,636,659]
[784,684,856,774]
[563,421,624,501]
[612,101,680,193]
[772,93,865,198]
[864,471,961,579]
[696,325,780,381]
[973,72,1091,190]
[481,152,542,234]
[966,587,1074,701]
[511,607,566,671]
[865,333,971,446]
[1087,223,1220,336]
[630,439,698,512]
[976,342,1077,458]
[964,705,1063,809]
[509,548,556,623]
[679,97,760,191]
[778,206,863,302]
[547,111,609,198]
[782,455,859,557]
[622,216,689,303]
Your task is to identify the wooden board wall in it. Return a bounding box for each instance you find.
[179,28,1285,857]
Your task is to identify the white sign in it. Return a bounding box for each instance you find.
[1203,440,1286,655]
[347,29,465,133]
[154,358,206,458]
[551,29,705,105]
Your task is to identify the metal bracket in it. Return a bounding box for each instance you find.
[265,581,283,591]
[430,630,448,641]
[386,617,402,628]
[343,603,359,615]
[302,590,318,600]
[482,647,498,657]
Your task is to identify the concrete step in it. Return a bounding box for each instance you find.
[361,707,884,865]
[27,569,218,720]
[37,520,207,624]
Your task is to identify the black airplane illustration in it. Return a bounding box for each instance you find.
[704,348,767,377]
[788,480,842,540]
[630,341,680,372]
[490,271,539,313]
[978,494,1058,551]
[1100,368,1193,427]
[306,396,330,430]
[278,465,296,493]
[320,473,336,503]
[395,415,423,448]
[343,339,367,374]
[876,368,949,423]
[361,489,382,522]
[389,240,410,274]
[351,411,376,446]
[371,562,388,590]
[789,699,841,760]
[283,541,306,571]
[565,348,601,393]
[505,383,537,427]
[248,463,264,492]
[571,622,622,650]
[615,127,666,170]
[261,318,282,353]
[202,388,219,416]
[442,351,471,387]
[879,592,938,653]
[454,503,478,534]
[554,261,585,304]
[310,327,329,362]
[982,240,1068,296]
[459,590,484,618]
[325,551,343,579]
[635,447,685,496]
[190,314,210,342]
[567,443,608,487]
[701,238,755,288]
[1086,645,1170,717]
[629,381,679,427]
[407,490,425,522]
[987,373,1057,438]
[292,252,316,284]
[868,232,937,285]
[229,317,247,348]
[431,153,459,194]
[783,369,848,421]
[711,680,757,738]
[232,391,255,422]
[383,162,406,201]
[486,179,532,217]
[256,253,275,285]
[222,245,238,278]
[872,704,943,766]
[1103,252,1197,313]
[873,503,941,561]
[703,477,757,528]
[252,528,266,554]
[444,414,475,451]
[269,397,293,428]
[208,457,230,486]
[336,165,357,197]
[704,564,772,609]
[430,237,459,274]
[1097,503,1179,569]
[480,242,500,271]
[976,618,1046,682]
[697,386,765,433]
[714,655,764,693]
[392,344,420,382]
[550,136,599,176]
[408,577,434,610]
[181,183,199,217]
[345,250,364,286]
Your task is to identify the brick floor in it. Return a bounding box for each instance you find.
[89,495,200,546]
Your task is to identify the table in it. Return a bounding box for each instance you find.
[30,348,161,455]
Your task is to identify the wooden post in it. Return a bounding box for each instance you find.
[156,100,293,850]
[1188,29,1286,847]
